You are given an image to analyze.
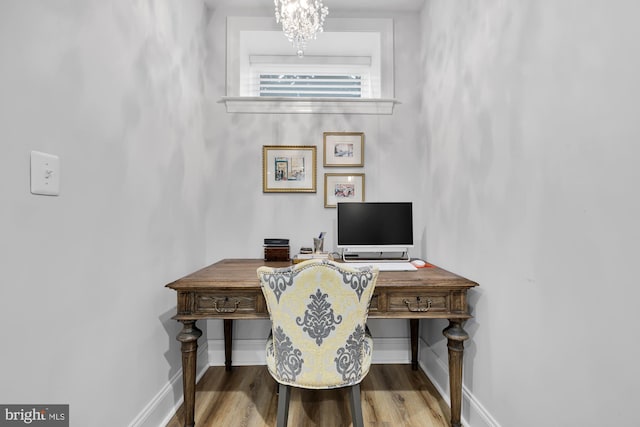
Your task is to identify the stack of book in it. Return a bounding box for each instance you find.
[263,238,290,261]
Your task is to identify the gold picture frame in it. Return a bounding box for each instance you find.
[324,173,365,208]
[323,132,364,167]
[263,145,317,193]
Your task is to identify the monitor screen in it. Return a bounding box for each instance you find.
[337,202,413,248]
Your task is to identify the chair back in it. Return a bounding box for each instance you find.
[257,259,378,389]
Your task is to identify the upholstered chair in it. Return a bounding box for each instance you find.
[257,259,379,427]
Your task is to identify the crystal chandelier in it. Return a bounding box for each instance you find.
[274,0,329,57]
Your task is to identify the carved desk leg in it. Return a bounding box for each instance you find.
[177,320,202,427]
[224,319,233,371]
[443,320,469,427]
[410,318,419,370]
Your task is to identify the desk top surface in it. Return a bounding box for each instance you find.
[166,258,479,291]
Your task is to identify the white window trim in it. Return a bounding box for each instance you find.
[218,96,398,114]
[222,17,399,114]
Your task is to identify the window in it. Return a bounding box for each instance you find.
[222,17,398,114]
[258,73,364,98]
[249,56,373,98]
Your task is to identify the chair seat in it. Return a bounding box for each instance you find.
[266,326,373,390]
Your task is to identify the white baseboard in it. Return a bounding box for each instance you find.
[418,339,501,427]
[128,344,209,427]
[207,338,266,366]
[207,336,413,366]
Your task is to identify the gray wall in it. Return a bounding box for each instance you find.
[202,6,425,345]
[3,1,639,426]
[419,1,640,426]
[0,1,208,426]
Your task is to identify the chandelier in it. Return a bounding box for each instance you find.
[274,0,329,57]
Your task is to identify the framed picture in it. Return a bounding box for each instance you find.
[263,145,317,193]
[323,132,364,167]
[324,173,365,208]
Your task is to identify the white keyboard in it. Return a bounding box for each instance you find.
[346,262,417,272]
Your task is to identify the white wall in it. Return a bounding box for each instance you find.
[0,1,208,426]
[8,1,637,426]
[202,7,426,352]
[419,1,640,426]
[0,2,428,425]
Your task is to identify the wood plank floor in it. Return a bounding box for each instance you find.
[166,364,451,427]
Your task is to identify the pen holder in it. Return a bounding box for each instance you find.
[313,238,324,253]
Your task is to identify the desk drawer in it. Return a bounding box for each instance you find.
[388,292,449,313]
[195,292,261,316]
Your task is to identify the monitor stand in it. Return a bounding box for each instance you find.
[342,248,410,263]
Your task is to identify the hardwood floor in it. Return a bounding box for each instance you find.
[166,364,451,427]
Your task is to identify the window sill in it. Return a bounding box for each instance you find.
[218,97,400,115]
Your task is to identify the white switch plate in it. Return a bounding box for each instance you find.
[30,151,60,196]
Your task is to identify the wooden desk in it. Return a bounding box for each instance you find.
[166,259,478,427]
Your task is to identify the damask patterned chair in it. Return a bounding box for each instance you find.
[257,259,379,427]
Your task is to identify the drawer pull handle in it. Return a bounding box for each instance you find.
[403,297,432,312]
[213,297,240,313]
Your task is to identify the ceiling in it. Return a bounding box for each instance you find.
[203,0,425,12]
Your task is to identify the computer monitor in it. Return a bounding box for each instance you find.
[337,202,413,258]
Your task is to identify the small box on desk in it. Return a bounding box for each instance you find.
[264,246,290,261]
[264,238,290,261]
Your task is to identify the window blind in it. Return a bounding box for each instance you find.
[259,74,363,98]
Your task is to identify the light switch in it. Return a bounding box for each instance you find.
[30,151,60,196]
